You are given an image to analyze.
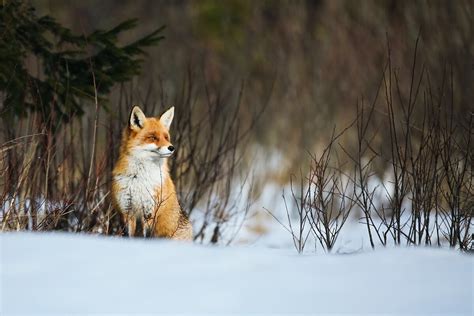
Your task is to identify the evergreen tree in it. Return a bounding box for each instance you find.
[0,0,164,128]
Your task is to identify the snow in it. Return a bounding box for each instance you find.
[1,233,472,315]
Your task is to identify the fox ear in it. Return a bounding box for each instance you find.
[160,106,174,129]
[129,106,146,131]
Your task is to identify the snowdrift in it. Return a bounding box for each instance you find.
[1,233,472,314]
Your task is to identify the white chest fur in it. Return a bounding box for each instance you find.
[114,156,168,217]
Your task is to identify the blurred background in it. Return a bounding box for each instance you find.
[1,0,472,248]
[33,0,472,172]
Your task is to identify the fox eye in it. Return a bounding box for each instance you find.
[148,135,159,141]
[164,134,169,141]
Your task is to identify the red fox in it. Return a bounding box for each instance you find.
[111,106,192,240]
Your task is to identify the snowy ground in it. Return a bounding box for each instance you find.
[1,233,472,315]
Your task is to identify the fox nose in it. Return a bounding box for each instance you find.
[168,145,175,152]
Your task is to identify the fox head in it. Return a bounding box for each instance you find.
[123,105,176,159]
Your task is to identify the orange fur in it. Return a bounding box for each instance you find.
[111,106,192,240]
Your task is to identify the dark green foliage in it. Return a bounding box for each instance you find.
[0,0,164,126]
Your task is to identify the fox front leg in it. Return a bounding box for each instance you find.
[124,214,137,237]
[142,212,154,237]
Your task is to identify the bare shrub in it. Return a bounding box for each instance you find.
[269,36,473,252]
[266,129,356,253]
